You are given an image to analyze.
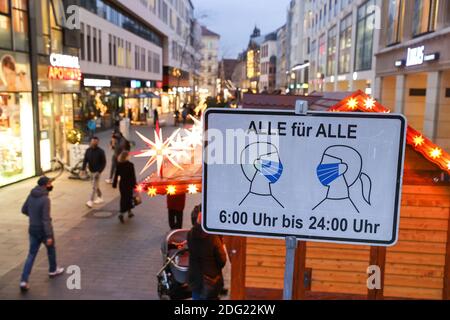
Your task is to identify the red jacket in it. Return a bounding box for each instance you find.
[167,194,186,211]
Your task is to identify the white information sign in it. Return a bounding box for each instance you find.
[202,109,407,246]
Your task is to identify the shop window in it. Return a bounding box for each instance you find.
[0,92,35,187]
[355,0,376,71]
[386,0,403,45]
[412,0,438,36]
[445,88,450,98]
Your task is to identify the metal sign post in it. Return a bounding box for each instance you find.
[283,236,298,300]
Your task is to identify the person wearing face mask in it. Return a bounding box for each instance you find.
[19,176,64,292]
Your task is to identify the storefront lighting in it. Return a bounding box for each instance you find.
[131,80,142,89]
[424,53,439,62]
[83,78,111,88]
[337,75,347,81]
[353,72,358,81]
[395,60,405,67]
[330,76,335,83]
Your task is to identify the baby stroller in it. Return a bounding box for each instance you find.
[157,229,191,300]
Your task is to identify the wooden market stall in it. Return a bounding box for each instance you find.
[226,91,450,300]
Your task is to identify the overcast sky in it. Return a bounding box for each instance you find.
[193,0,291,58]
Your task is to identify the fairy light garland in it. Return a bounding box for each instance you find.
[330,90,450,174]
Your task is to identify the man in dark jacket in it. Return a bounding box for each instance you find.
[188,205,227,300]
[82,137,107,208]
[20,176,64,292]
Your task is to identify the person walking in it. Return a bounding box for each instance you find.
[82,137,107,208]
[106,130,126,184]
[188,205,227,300]
[166,193,186,230]
[113,151,137,224]
[20,176,64,292]
[153,107,159,126]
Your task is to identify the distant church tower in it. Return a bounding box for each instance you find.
[251,25,261,38]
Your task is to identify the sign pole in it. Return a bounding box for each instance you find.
[283,236,298,300]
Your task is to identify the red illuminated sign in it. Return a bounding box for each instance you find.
[48,66,82,81]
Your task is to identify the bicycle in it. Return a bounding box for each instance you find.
[47,155,90,181]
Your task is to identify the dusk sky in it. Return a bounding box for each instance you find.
[193,0,291,58]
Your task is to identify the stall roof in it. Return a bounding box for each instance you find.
[241,92,352,111]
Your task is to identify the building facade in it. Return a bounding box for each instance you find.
[259,31,278,93]
[78,0,200,122]
[286,0,309,94]
[306,0,381,95]
[199,26,220,100]
[275,24,288,92]
[0,0,81,187]
[376,0,450,152]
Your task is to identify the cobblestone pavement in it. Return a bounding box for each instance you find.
[0,119,225,300]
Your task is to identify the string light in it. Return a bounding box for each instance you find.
[364,97,376,110]
[147,187,157,197]
[430,148,442,159]
[447,161,450,170]
[347,98,358,110]
[187,184,198,194]
[413,135,425,147]
[135,184,144,193]
[167,185,177,195]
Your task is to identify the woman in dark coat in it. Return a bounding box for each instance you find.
[112,151,137,223]
[188,205,227,300]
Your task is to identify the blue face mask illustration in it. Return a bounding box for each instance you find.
[255,154,283,184]
[317,163,342,186]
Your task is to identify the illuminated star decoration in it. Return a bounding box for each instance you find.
[187,184,198,194]
[183,115,204,148]
[134,122,184,177]
[169,133,193,163]
[447,161,450,170]
[347,97,359,110]
[364,97,376,110]
[413,135,425,147]
[430,148,442,160]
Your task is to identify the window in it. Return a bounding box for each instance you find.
[126,41,132,68]
[113,36,117,66]
[412,0,438,36]
[80,23,85,60]
[162,1,168,24]
[327,26,337,76]
[153,53,160,73]
[108,34,112,65]
[0,14,11,49]
[12,0,28,51]
[387,0,403,45]
[148,51,152,72]
[339,14,352,74]
[141,47,146,71]
[135,45,140,70]
[318,34,326,75]
[86,25,91,61]
[93,28,97,62]
[98,30,102,64]
[355,0,375,71]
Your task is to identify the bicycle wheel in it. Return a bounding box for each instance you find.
[47,159,64,180]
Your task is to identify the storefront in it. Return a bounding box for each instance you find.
[37,53,81,170]
[0,50,36,187]
[377,36,450,152]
